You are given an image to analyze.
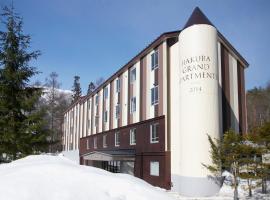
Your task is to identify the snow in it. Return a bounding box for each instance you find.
[61,150,79,164]
[171,171,270,200]
[0,155,175,200]
[0,155,269,200]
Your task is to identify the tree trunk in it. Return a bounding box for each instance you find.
[234,186,238,200]
[262,178,267,194]
[248,179,252,197]
[249,187,252,197]
[233,164,239,200]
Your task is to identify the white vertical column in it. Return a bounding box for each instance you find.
[229,54,239,132]
[178,24,221,196]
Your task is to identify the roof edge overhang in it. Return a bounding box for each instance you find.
[82,150,135,161]
[218,31,249,68]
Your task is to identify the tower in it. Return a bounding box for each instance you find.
[176,7,222,196]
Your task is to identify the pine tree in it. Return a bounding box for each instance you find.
[238,137,259,197]
[250,122,270,194]
[71,75,81,103]
[0,6,49,162]
[203,130,244,200]
[87,81,95,95]
[95,77,105,87]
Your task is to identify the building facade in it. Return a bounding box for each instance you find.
[62,8,248,197]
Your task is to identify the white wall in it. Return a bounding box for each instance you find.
[229,54,239,132]
[147,50,155,119]
[98,89,103,133]
[122,71,128,126]
[169,41,181,186]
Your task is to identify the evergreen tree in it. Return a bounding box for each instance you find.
[204,130,244,200]
[238,137,259,197]
[95,77,105,87]
[87,81,95,95]
[71,75,81,103]
[250,122,270,193]
[0,6,49,162]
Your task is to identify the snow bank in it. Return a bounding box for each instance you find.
[0,155,175,200]
[171,171,270,199]
[61,150,79,164]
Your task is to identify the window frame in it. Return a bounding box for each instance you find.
[151,50,159,71]
[116,79,120,93]
[104,87,108,99]
[130,97,136,114]
[150,123,159,143]
[115,104,120,119]
[151,85,159,105]
[93,137,97,149]
[104,110,108,123]
[115,132,120,147]
[95,116,99,127]
[130,67,136,83]
[95,95,99,105]
[150,161,160,176]
[103,134,107,148]
[130,128,136,145]
[87,99,91,110]
[86,139,90,149]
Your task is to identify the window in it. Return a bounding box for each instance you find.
[93,137,97,149]
[95,105,98,114]
[87,99,91,110]
[87,119,90,130]
[151,86,159,105]
[115,132,120,147]
[151,50,158,70]
[150,123,159,143]
[86,139,90,149]
[150,161,159,176]
[95,95,99,105]
[104,111,108,123]
[130,128,136,145]
[130,67,136,83]
[104,87,108,99]
[115,104,120,119]
[130,97,136,113]
[95,116,99,127]
[116,79,120,93]
[103,135,107,148]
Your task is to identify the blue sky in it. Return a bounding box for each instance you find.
[1,0,269,93]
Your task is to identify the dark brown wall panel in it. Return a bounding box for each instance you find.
[119,75,123,127]
[237,62,247,133]
[80,116,165,155]
[140,57,147,121]
[96,95,99,133]
[109,83,114,130]
[221,44,231,132]
[79,115,170,190]
[127,70,131,125]
[102,89,106,132]
[158,44,164,116]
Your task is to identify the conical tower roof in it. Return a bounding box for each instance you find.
[183,7,214,29]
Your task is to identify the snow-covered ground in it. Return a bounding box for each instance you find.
[171,171,270,200]
[0,155,269,200]
[0,155,175,200]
